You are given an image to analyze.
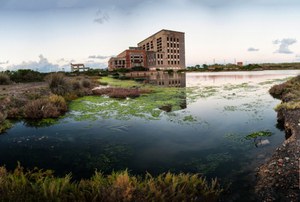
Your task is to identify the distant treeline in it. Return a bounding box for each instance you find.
[0,69,109,84]
[186,62,300,72]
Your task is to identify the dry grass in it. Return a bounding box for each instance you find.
[23,95,67,119]
[0,165,223,202]
[46,73,71,96]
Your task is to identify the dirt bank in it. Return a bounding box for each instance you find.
[255,77,300,201]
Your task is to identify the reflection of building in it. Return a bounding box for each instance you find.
[109,29,185,71]
[125,71,186,88]
[108,47,147,71]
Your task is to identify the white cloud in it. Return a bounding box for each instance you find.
[247,47,259,52]
[7,55,60,72]
[0,60,9,65]
[88,55,111,59]
[273,38,297,54]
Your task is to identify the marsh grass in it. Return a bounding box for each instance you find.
[0,165,223,202]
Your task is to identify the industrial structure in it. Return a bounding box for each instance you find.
[108,29,185,71]
[70,63,90,72]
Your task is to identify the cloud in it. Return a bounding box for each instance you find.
[88,55,111,59]
[247,47,259,52]
[0,60,9,65]
[273,38,297,54]
[296,55,300,61]
[85,61,107,69]
[94,9,110,24]
[7,55,61,72]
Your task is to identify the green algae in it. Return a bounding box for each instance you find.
[0,120,13,134]
[68,77,191,122]
[245,130,273,140]
[183,115,197,122]
[99,77,144,88]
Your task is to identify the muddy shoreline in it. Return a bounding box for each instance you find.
[255,77,300,201]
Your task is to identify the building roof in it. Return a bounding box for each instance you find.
[138,29,185,45]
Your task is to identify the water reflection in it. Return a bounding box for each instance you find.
[125,71,186,87]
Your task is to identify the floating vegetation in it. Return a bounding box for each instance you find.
[223,83,250,91]
[183,115,197,122]
[245,130,273,140]
[67,77,193,123]
[223,106,238,112]
[187,86,220,102]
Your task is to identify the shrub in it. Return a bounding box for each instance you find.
[82,79,91,88]
[47,73,71,96]
[23,95,67,119]
[10,69,44,83]
[48,95,67,113]
[269,83,287,99]
[63,93,78,102]
[0,73,11,85]
[72,80,81,90]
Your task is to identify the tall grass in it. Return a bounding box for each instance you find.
[0,165,223,202]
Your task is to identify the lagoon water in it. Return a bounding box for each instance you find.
[1,70,300,199]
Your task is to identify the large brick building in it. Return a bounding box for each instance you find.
[108,29,185,71]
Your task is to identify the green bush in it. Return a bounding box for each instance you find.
[9,69,44,83]
[0,73,11,85]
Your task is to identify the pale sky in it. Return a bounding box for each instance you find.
[1,0,300,72]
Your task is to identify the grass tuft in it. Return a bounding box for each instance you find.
[0,165,223,201]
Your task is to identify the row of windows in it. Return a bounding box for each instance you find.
[131,59,143,63]
[168,55,180,59]
[167,37,179,42]
[167,49,180,53]
[157,54,163,59]
[114,60,125,65]
[168,60,180,65]
[167,43,179,48]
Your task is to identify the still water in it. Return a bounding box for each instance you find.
[1,70,299,197]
